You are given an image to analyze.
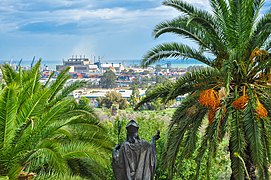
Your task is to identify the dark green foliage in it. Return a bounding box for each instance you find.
[100,70,116,89]
[98,91,129,110]
[102,91,122,109]
[119,99,129,110]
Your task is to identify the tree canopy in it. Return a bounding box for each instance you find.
[100,70,117,89]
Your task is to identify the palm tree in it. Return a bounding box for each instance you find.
[138,0,271,179]
[0,60,113,179]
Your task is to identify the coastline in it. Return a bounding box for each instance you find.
[0,58,205,71]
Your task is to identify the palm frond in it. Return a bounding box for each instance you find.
[0,84,18,150]
[162,94,207,178]
[169,67,221,99]
[0,64,18,85]
[210,0,229,23]
[61,142,110,171]
[163,0,208,17]
[68,123,113,151]
[243,98,263,167]
[259,119,271,179]
[37,99,73,128]
[153,16,224,55]
[43,71,55,88]
[48,67,71,102]
[7,164,23,180]
[195,124,211,179]
[35,172,85,180]
[177,106,206,163]
[209,0,230,43]
[135,81,173,108]
[52,80,86,104]
[10,120,32,149]
[27,139,68,174]
[29,59,42,94]
[162,0,230,56]
[229,109,246,179]
[64,108,99,123]
[16,88,50,125]
[67,158,107,179]
[220,58,234,93]
[137,67,221,110]
[251,10,271,49]
[265,39,271,51]
[141,42,212,67]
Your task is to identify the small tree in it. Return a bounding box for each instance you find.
[130,86,140,108]
[102,91,122,108]
[119,99,129,110]
[100,70,116,89]
[142,70,150,75]
[131,85,140,97]
[127,69,135,75]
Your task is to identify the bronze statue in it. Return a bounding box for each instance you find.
[112,120,160,180]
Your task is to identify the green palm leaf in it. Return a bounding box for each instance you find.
[48,67,71,103]
[0,84,18,150]
[142,43,212,67]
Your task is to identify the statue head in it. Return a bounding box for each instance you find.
[126,120,140,143]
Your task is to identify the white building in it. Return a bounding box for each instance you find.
[73,89,146,99]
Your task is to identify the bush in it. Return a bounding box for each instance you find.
[119,99,129,110]
[102,91,121,108]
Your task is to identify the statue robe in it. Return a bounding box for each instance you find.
[112,139,156,180]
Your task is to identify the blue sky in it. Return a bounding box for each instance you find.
[0,0,270,64]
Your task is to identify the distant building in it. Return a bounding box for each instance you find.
[127,67,149,73]
[89,64,99,73]
[101,63,125,73]
[56,56,93,73]
[56,56,124,74]
[73,89,146,99]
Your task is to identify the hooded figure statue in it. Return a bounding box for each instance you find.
[112,120,160,180]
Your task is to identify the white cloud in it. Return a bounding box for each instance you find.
[183,0,211,10]
[33,1,207,25]
[1,0,269,35]
[0,2,181,33]
[41,5,178,23]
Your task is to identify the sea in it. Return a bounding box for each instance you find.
[0,58,205,70]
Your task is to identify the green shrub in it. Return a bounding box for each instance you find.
[119,99,129,110]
